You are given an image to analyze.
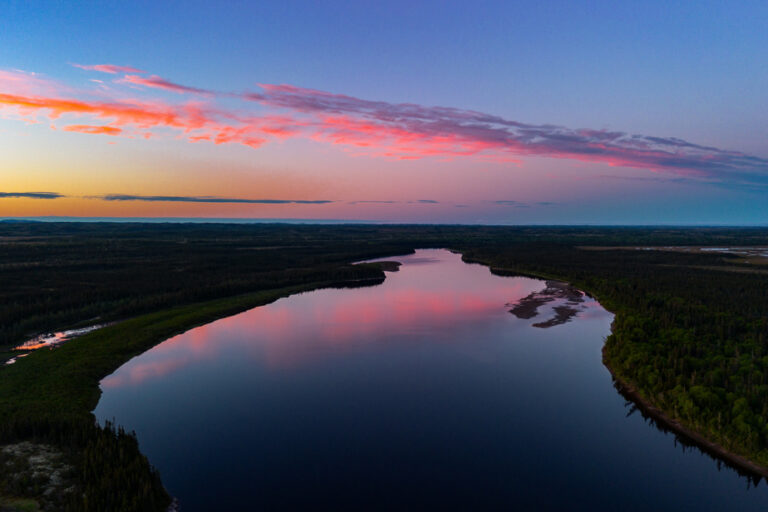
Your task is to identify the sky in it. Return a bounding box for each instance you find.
[1,1,767,224]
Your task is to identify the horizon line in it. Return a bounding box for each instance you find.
[1,216,767,228]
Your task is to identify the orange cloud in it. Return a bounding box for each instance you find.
[63,124,122,135]
[0,91,273,148]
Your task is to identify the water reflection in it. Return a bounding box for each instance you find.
[96,249,768,511]
[103,251,549,388]
[15,323,107,351]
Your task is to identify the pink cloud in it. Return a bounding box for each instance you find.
[0,69,67,96]
[119,74,212,95]
[2,65,767,187]
[248,84,768,182]
[72,63,146,74]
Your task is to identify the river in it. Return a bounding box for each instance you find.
[94,249,768,510]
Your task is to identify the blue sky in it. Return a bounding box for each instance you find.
[1,1,767,223]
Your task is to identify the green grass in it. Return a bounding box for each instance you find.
[0,497,41,512]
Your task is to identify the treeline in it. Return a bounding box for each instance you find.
[0,223,409,349]
[461,242,768,468]
[3,222,767,350]
[0,417,169,511]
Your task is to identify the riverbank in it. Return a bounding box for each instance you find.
[604,346,768,482]
[461,253,768,483]
[0,273,385,511]
[2,277,384,418]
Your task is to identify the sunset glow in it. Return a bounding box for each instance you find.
[2,2,767,224]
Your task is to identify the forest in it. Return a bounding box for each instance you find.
[1,221,767,510]
[461,242,768,471]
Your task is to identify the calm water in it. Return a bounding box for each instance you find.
[95,250,768,510]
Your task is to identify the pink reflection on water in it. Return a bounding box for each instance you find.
[101,250,558,389]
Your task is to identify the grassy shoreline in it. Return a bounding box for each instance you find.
[2,277,385,420]
[0,274,385,511]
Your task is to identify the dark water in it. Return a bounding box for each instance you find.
[95,249,768,510]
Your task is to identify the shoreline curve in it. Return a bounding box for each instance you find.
[473,258,768,483]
